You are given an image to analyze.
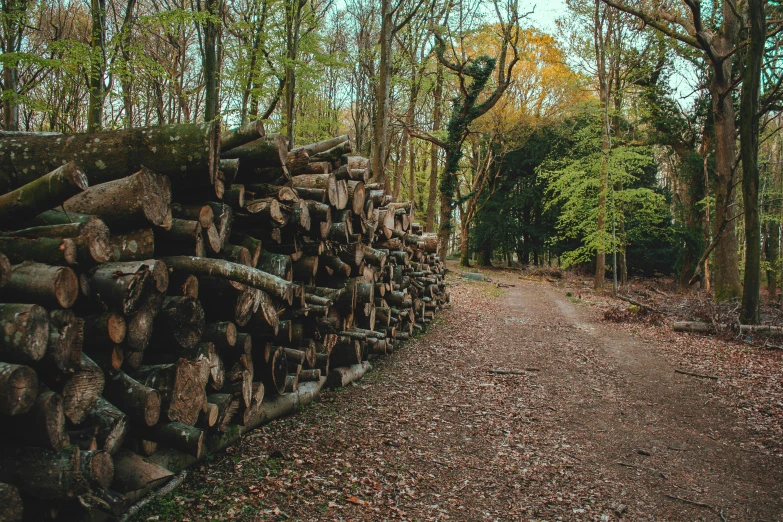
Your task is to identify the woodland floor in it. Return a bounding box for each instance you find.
[132,263,783,522]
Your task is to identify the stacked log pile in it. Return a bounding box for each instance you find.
[0,121,449,520]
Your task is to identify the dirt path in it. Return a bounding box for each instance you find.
[133,271,783,521]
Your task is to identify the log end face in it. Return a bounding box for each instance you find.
[85,450,115,490]
[63,162,89,191]
[54,267,79,308]
[0,363,38,416]
[108,313,127,345]
[144,390,162,427]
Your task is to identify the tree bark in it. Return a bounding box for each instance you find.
[0,122,220,191]
[3,262,79,309]
[163,256,294,304]
[0,162,88,224]
[102,371,161,427]
[0,303,49,364]
[0,362,37,416]
[63,168,171,230]
[739,0,765,323]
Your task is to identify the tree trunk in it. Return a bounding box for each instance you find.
[87,0,107,132]
[372,0,393,186]
[459,220,471,267]
[202,0,220,122]
[739,0,765,323]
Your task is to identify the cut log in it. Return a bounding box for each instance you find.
[0,162,88,225]
[45,309,83,374]
[217,244,252,267]
[224,184,245,209]
[153,296,205,350]
[108,229,155,262]
[219,159,240,187]
[298,368,321,382]
[103,371,161,427]
[0,483,22,522]
[673,321,710,333]
[198,402,219,428]
[150,422,205,458]
[221,120,265,151]
[346,181,365,215]
[228,369,253,408]
[163,256,294,304]
[243,198,287,227]
[739,324,783,335]
[327,362,370,388]
[293,256,318,281]
[293,135,349,156]
[321,254,351,277]
[256,251,292,281]
[256,346,287,395]
[62,168,171,229]
[202,321,237,351]
[168,272,199,299]
[229,232,262,267]
[3,262,78,309]
[170,203,214,229]
[0,303,49,363]
[0,253,8,290]
[221,134,288,168]
[0,363,37,416]
[292,174,338,207]
[0,236,77,266]
[86,262,152,315]
[206,202,234,250]
[2,390,68,450]
[83,312,126,347]
[311,140,351,163]
[83,397,127,455]
[111,449,174,497]
[134,358,209,426]
[0,445,87,500]
[58,354,104,425]
[245,183,299,202]
[286,148,310,174]
[0,121,220,191]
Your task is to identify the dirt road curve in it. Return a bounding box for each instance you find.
[134,270,783,521]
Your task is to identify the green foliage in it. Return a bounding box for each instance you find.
[537,102,675,273]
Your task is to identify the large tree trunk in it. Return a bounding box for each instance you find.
[87,0,107,132]
[202,0,220,122]
[739,0,765,323]
[372,0,393,186]
[426,65,443,232]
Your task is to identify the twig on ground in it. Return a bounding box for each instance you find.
[675,369,719,380]
[488,368,541,375]
[664,493,715,511]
